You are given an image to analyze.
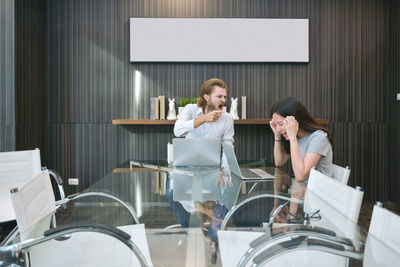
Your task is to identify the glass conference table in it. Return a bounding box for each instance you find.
[1,159,399,266]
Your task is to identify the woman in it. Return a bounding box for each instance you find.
[270,97,333,183]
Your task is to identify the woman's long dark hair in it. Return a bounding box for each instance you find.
[271,97,334,154]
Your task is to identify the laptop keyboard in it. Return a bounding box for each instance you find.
[240,168,260,178]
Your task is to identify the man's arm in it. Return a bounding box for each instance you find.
[174,105,224,137]
[174,105,196,137]
[194,110,223,128]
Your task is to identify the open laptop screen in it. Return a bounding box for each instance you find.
[173,138,221,167]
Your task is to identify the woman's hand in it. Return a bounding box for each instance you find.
[284,116,298,141]
[270,119,281,139]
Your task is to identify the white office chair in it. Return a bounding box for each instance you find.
[363,202,400,267]
[306,167,362,223]
[225,168,364,267]
[331,164,351,185]
[0,149,68,246]
[0,149,139,246]
[0,149,42,223]
[7,170,152,267]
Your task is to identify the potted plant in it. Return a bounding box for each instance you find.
[178,98,198,116]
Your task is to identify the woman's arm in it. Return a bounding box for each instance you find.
[284,116,321,182]
[273,140,290,166]
[289,141,321,182]
[270,120,290,166]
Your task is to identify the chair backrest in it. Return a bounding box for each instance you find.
[369,204,400,252]
[0,149,42,222]
[363,204,400,266]
[331,164,351,184]
[307,168,363,223]
[10,170,56,240]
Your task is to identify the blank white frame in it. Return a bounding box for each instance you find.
[130,18,309,62]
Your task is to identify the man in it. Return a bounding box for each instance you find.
[174,78,234,184]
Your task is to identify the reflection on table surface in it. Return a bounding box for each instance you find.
[1,159,399,266]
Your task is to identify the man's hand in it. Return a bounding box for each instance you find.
[204,110,223,122]
[194,110,224,128]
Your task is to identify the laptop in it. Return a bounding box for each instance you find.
[222,143,274,180]
[173,138,221,167]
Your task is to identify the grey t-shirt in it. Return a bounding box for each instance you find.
[298,130,333,180]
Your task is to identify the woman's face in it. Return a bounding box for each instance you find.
[272,113,289,140]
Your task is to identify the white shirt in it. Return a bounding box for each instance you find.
[174,104,234,177]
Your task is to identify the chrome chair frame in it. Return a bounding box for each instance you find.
[221,193,299,230]
[250,235,363,267]
[1,223,150,267]
[238,225,362,267]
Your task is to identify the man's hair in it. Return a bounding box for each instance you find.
[197,78,228,109]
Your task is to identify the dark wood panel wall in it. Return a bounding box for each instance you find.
[388,0,400,201]
[10,0,397,201]
[0,0,15,151]
[14,0,46,162]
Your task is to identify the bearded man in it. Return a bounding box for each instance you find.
[174,78,234,183]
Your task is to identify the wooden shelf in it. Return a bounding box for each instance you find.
[112,118,329,125]
[112,119,176,125]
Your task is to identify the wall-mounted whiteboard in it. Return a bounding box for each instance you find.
[130,18,308,62]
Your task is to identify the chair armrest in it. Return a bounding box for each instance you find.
[268,200,290,229]
[46,169,63,185]
[44,223,131,241]
[43,167,66,200]
[238,225,354,267]
[221,193,299,230]
[8,223,150,267]
[67,190,140,224]
[251,236,362,266]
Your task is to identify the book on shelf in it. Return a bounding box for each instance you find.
[150,97,159,120]
[160,172,166,195]
[151,172,160,193]
[241,96,246,119]
[159,95,165,120]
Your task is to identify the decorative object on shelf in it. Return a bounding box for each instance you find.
[229,97,239,120]
[178,98,198,117]
[241,96,247,120]
[159,95,166,120]
[166,98,177,120]
[150,97,159,120]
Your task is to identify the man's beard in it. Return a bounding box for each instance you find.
[207,102,217,112]
[207,102,224,111]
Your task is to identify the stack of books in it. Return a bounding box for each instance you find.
[150,95,166,120]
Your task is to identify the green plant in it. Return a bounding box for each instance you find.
[179,98,190,107]
[179,97,199,106]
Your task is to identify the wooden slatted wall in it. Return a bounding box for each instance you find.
[13,0,395,201]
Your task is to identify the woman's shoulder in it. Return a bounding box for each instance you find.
[311,130,328,137]
[309,130,330,145]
